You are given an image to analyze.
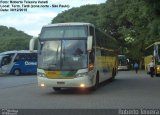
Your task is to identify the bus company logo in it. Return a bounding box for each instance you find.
[25,61,37,66]
[1,109,18,115]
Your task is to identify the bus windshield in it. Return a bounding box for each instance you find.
[118,55,128,65]
[40,26,88,39]
[1,54,14,66]
[38,40,87,70]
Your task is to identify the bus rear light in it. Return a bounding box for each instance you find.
[89,64,94,71]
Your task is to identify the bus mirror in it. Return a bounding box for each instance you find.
[87,36,93,51]
[29,37,37,52]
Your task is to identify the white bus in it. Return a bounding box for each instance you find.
[30,22,118,91]
[118,55,129,71]
[0,50,37,75]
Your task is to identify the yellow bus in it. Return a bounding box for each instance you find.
[144,42,160,76]
[29,22,118,91]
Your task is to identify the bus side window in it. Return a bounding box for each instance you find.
[14,53,26,62]
[27,53,36,60]
[27,54,31,60]
[14,55,20,62]
[31,53,37,60]
[21,53,26,60]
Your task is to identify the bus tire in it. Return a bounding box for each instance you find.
[110,69,115,81]
[91,72,99,91]
[156,74,159,77]
[14,69,21,76]
[53,87,61,91]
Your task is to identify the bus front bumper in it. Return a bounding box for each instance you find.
[118,66,128,71]
[37,76,94,88]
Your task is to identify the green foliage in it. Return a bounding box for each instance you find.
[0,26,32,52]
[52,4,101,26]
[98,0,160,61]
[52,0,160,62]
[95,28,119,49]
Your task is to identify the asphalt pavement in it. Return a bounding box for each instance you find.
[0,71,160,115]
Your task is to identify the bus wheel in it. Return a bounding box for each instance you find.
[110,69,115,81]
[53,87,61,91]
[91,72,99,91]
[156,74,159,77]
[14,69,21,76]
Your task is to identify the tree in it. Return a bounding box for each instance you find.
[52,4,101,26]
[51,0,160,64]
[0,26,32,52]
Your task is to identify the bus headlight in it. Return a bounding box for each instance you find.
[80,83,85,88]
[37,72,46,77]
[40,83,45,87]
[157,67,160,70]
[76,72,88,77]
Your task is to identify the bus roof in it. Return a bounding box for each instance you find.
[0,50,37,55]
[43,22,95,28]
[145,42,160,50]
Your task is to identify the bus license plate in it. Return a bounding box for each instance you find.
[57,82,65,85]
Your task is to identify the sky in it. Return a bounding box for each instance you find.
[0,0,106,37]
